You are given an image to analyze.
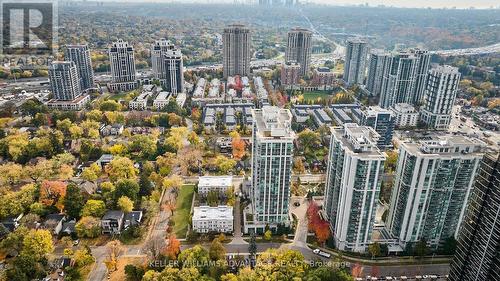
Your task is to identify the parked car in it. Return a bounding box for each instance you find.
[312,248,331,258]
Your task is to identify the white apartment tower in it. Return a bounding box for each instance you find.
[151,39,185,94]
[410,48,431,105]
[65,45,94,91]
[324,123,386,252]
[223,24,251,78]
[109,39,137,91]
[420,65,461,130]
[285,28,312,77]
[365,49,390,97]
[344,38,369,86]
[49,61,82,101]
[250,106,294,231]
[387,135,484,249]
[378,52,418,108]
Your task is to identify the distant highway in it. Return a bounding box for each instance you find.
[430,42,500,56]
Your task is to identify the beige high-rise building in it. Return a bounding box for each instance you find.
[285,28,312,77]
[223,24,251,78]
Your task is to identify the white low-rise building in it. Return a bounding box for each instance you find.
[129,91,151,110]
[153,91,171,110]
[198,176,233,195]
[192,205,233,233]
[391,103,419,128]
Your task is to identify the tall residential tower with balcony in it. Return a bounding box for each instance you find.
[420,65,461,130]
[285,28,312,77]
[151,39,185,94]
[223,24,251,78]
[65,45,94,91]
[108,39,137,92]
[387,135,485,249]
[324,123,386,252]
[248,106,294,233]
[449,153,500,281]
[344,38,369,86]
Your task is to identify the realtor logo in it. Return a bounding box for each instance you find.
[0,0,57,55]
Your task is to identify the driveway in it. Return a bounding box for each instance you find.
[229,197,247,245]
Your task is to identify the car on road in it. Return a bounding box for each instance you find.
[312,248,331,258]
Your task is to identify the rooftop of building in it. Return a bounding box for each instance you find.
[252,106,294,139]
[289,27,312,33]
[155,91,171,101]
[66,44,89,49]
[331,124,385,157]
[347,37,368,44]
[402,135,486,156]
[365,106,393,116]
[110,39,131,48]
[391,103,417,113]
[102,210,124,220]
[431,65,460,74]
[224,24,250,31]
[198,176,233,187]
[192,205,233,220]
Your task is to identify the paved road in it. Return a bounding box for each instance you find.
[229,197,247,245]
[356,263,450,278]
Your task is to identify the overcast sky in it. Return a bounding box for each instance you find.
[108,0,500,9]
[312,0,499,9]
[95,0,500,9]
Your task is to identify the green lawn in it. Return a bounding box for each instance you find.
[302,91,332,102]
[172,184,195,238]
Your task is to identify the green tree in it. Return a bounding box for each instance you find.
[209,237,226,261]
[64,183,86,219]
[73,247,95,267]
[21,229,54,260]
[368,242,381,259]
[128,134,157,159]
[82,163,101,182]
[304,267,354,281]
[178,245,210,273]
[441,236,457,255]
[117,196,134,213]
[139,173,154,196]
[206,190,219,207]
[81,199,106,217]
[263,230,272,241]
[124,264,145,281]
[105,156,138,182]
[114,179,140,203]
[215,155,236,173]
[248,233,257,259]
[414,239,429,258]
[255,249,307,280]
[0,184,37,218]
[100,100,122,111]
[297,129,321,160]
[0,226,29,257]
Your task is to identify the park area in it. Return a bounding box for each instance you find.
[172,184,195,238]
[302,91,333,102]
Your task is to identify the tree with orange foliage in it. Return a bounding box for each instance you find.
[164,201,176,216]
[164,234,181,259]
[229,131,245,160]
[39,180,67,212]
[307,201,331,245]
